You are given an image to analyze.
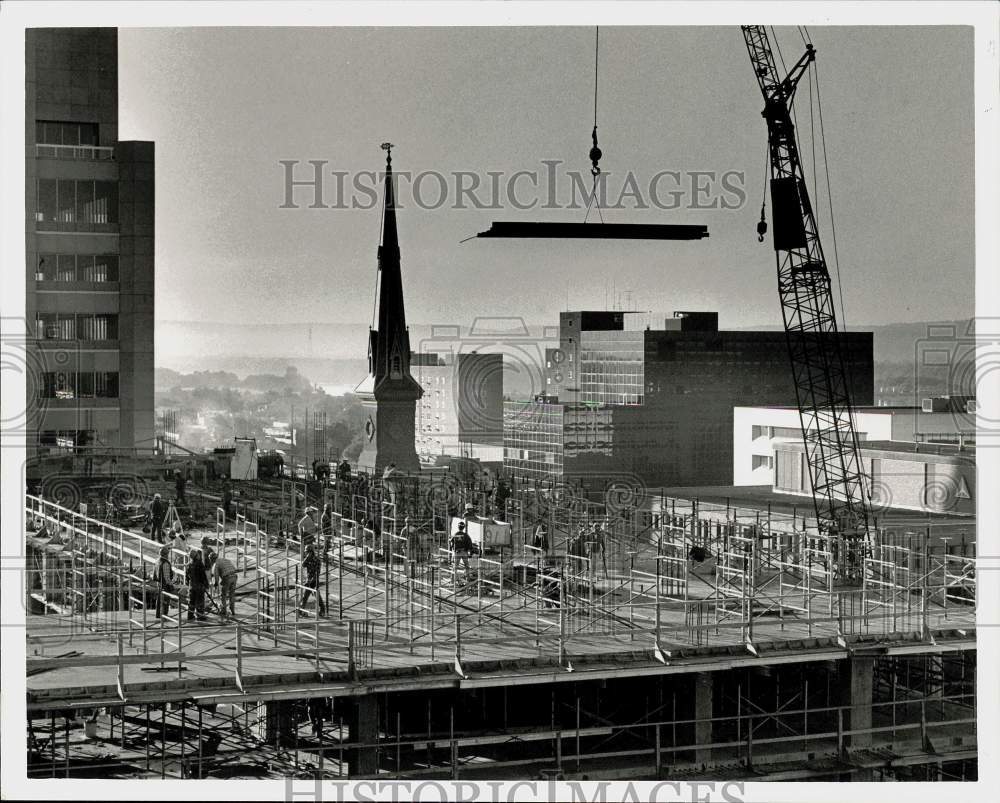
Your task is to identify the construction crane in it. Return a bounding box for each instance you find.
[741,26,871,544]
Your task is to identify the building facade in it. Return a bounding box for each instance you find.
[733,399,978,487]
[504,311,874,492]
[26,28,155,455]
[772,439,975,517]
[413,351,503,464]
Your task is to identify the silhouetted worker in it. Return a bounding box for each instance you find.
[212,553,238,621]
[493,478,511,521]
[200,536,218,574]
[450,521,473,578]
[337,459,352,484]
[221,483,233,518]
[297,506,319,548]
[382,463,400,507]
[155,545,175,619]
[321,502,334,545]
[185,549,209,621]
[174,469,187,506]
[150,493,167,541]
[301,544,326,616]
[587,521,607,578]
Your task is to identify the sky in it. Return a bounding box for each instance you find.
[117,25,975,329]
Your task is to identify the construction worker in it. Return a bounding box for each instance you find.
[221,483,233,518]
[401,516,419,561]
[174,469,187,506]
[450,521,473,578]
[589,521,608,578]
[212,552,238,621]
[321,502,334,547]
[382,462,400,508]
[185,549,209,621]
[297,506,319,549]
[493,478,511,521]
[150,493,167,542]
[200,536,218,574]
[301,544,326,616]
[170,524,187,568]
[155,545,175,619]
[532,523,549,555]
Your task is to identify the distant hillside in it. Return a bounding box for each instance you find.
[156,318,974,401]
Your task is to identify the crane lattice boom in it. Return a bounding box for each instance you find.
[742,26,871,540]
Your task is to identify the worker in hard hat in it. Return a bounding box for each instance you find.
[155,545,175,619]
[450,520,473,578]
[297,505,319,549]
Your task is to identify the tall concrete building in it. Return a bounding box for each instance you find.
[412,351,503,464]
[355,146,422,475]
[503,310,874,492]
[25,28,155,456]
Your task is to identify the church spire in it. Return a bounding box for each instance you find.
[356,143,422,475]
[371,143,421,398]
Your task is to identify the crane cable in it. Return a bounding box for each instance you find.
[584,26,605,224]
[814,59,849,331]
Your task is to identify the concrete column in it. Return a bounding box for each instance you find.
[693,673,713,764]
[347,694,378,777]
[263,700,297,746]
[838,656,874,780]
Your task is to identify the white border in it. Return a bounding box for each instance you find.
[2,2,998,801]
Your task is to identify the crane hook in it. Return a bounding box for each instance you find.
[589,125,602,177]
[756,203,768,243]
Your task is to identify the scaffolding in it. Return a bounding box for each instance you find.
[23,484,978,780]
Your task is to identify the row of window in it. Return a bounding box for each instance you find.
[35,179,118,225]
[37,429,120,451]
[34,314,119,341]
[36,120,99,146]
[40,371,119,399]
[36,253,119,282]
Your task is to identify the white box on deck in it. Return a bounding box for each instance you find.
[231,438,258,481]
[449,516,512,550]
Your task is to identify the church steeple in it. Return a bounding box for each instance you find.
[370,142,421,398]
[356,143,422,476]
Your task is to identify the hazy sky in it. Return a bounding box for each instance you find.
[118,26,974,329]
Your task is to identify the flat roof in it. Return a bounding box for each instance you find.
[654,484,975,525]
[862,439,975,456]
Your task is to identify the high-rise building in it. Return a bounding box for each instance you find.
[504,310,874,492]
[412,351,503,463]
[25,28,155,456]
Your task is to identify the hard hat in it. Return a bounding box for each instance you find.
[160,546,170,557]
[457,521,467,530]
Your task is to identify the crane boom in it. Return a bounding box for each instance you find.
[742,26,871,541]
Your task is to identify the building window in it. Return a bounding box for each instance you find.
[40,371,119,399]
[36,121,98,146]
[35,314,118,341]
[36,179,118,228]
[36,254,119,282]
[752,454,772,471]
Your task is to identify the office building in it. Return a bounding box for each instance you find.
[26,28,154,455]
[503,310,874,492]
[412,351,503,464]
